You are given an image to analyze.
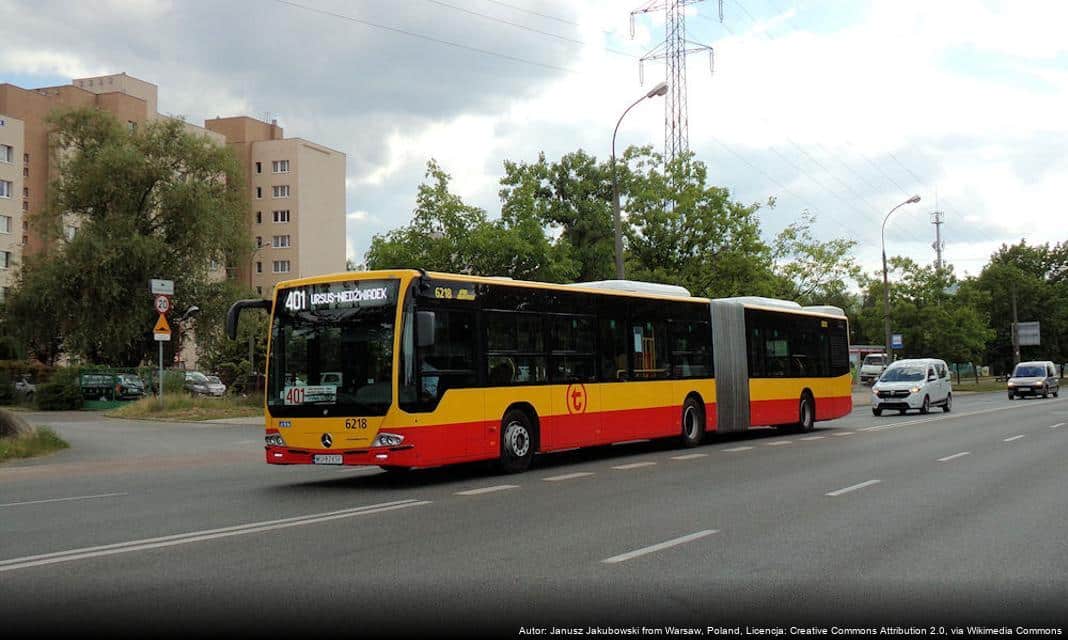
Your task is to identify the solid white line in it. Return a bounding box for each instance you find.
[670,453,707,460]
[1003,435,1025,442]
[1050,423,1065,429]
[455,485,519,496]
[543,472,595,482]
[938,452,971,462]
[861,402,1057,432]
[826,479,881,497]
[832,432,854,437]
[764,441,791,446]
[611,462,657,470]
[723,446,754,452]
[799,436,825,441]
[602,530,718,564]
[0,499,429,572]
[0,492,128,508]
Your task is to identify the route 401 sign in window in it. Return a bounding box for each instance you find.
[281,279,397,313]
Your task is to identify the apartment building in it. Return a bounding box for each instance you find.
[0,115,25,303]
[205,116,346,296]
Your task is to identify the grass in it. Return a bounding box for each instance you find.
[0,426,70,462]
[108,394,264,421]
[951,376,1019,393]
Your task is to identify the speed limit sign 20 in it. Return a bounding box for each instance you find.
[154,295,171,314]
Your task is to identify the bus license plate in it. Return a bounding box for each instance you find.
[313,454,343,465]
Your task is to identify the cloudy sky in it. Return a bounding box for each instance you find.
[3,0,1066,281]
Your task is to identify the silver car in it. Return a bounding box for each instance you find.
[1007,361,1060,399]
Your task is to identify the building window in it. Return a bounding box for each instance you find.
[65,225,76,241]
[255,187,262,199]
[272,235,290,248]
[0,251,10,268]
[210,259,219,271]
[272,209,290,223]
[272,185,289,198]
[272,260,290,273]
[0,216,10,233]
[22,187,28,197]
[0,180,11,198]
[255,162,262,174]
[22,235,28,245]
[22,201,28,211]
[22,221,27,231]
[0,145,12,163]
[256,261,262,273]
[22,167,28,177]
[255,211,262,224]
[272,160,289,173]
[23,153,29,163]
[255,236,262,247]
[256,286,262,295]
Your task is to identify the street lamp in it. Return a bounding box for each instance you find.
[881,194,921,359]
[611,80,668,280]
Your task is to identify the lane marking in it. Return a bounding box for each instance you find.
[764,441,791,446]
[670,453,707,460]
[799,436,825,441]
[602,530,718,564]
[1050,423,1065,429]
[335,467,380,474]
[826,479,881,497]
[0,492,128,508]
[1003,435,1025,442]
[543,472,595,482]
[832,432,854,437]
[861,401,1063,432]
[723,446,754,452]
[455,485,519,496]
[611,462,657,470]
[937,452,970,462]
[0,499,429,573]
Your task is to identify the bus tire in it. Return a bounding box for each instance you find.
[498,408,535,474]
[797,393,815,433]
[680,396,704,448]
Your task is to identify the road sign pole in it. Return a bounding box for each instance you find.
[159,341,164,407]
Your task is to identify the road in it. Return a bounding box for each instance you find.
[1,393,1066,636]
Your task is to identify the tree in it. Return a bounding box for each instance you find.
[771,209,861,307]
[623,148,776,298]
[5,107,248,366]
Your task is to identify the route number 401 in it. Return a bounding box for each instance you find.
[285,290,307,312]
[284,387,305,405]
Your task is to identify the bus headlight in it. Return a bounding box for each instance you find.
[265,433,286,447]
[373,432,405,447]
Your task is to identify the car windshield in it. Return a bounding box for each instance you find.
[1013,365,1046,378]
[879,366,925,382]
[863,355,885,365]
[207,376,221,384]
[268,279,398,417]
[188,372,208,383]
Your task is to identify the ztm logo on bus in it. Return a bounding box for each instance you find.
[565,383,587,415]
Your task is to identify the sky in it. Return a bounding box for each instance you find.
[3,0,1067,282]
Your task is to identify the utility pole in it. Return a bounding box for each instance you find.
[1011,283,1020,365]
[930,210,944,271]
[630,0,715,164]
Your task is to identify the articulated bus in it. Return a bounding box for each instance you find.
[226,269,852,473]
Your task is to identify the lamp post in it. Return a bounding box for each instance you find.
[611,81,668,280]
[881,195,921,359]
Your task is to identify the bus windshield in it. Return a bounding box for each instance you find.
[268,279,398,417]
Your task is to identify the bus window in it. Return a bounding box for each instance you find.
[672,320,711,378]
[407,308,477,410]
[599,317,629,381]
[486,311,546,386]
[631,320,669,379]
[549,315,596,383]
[765,328,789,377]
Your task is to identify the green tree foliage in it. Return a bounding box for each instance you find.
[6,107,249,366]
[624,148,776,298]
[771,209,861,308]
[366,160,575,282]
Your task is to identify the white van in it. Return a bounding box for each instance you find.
[871,358,952,416]
[859,353,889,384]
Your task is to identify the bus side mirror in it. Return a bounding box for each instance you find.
[226,299,273,340]
[417,311,436,348]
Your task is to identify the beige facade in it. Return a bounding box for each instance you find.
[205,116,346,296]
[0,114,25,303]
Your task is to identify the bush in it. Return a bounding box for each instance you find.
[0,370,14,406]
[35,367,83,410]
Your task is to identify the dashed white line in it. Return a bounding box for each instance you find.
[765,441,792,446]
[601,530,718,564]
[1003,435,1025,442]
[543,472,595,482]
[0,492,128,508]
[938,452,971,462]
[832,432,854,437]
[611,462,657,470]
[826,479,881,497]
[670,453,707,460]
[1050,423,1065,429]
[455,485,520,496]
[723,446,754,452]
[799,436,825,441]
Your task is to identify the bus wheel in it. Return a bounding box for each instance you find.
[498,408,535,474]
[797,394,815,432]
[680,396,704,448]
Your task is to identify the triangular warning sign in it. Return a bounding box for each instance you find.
[154,314,171,334]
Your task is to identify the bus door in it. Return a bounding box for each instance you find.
[625,318,675,439]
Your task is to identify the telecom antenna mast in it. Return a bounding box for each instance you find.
[931,210,945,270]
[630,0,716,163]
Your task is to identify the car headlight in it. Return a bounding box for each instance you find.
[372,432,405,447]
[265,433,286,447]
[1007,382,1015,387]
[909,386,921,394]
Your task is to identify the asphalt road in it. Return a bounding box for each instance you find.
[2,393,1066,637]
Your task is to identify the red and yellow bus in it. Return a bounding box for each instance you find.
[227,269,852,473]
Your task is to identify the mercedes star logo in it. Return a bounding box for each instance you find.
[321,433,333,448]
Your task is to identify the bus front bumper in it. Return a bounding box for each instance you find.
[265,444,416,466]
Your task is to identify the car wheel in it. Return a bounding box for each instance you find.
[1042,386,1049,399]
[920,395,930,414]
[498,408,535,474]
[942,393,952,413]
[680,396,704,448]
[872,407,882,417]
[1008,391,1014,400]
